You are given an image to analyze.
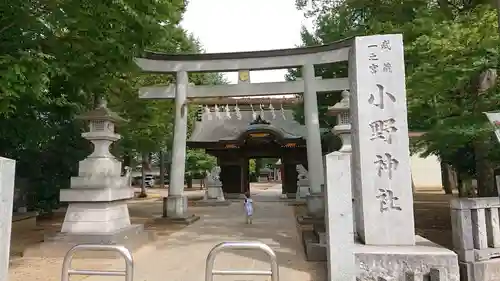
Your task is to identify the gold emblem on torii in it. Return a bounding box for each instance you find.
[238,70,250,83]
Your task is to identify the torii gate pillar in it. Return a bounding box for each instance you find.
[165,70,191,219]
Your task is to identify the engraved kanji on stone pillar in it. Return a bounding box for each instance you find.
[349,34,415,245]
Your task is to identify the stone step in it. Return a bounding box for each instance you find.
[24,224,152,258]
[313,223,327,244]
[317,231,327,245]
[296,215,324,226]
[301,230,327,261]
[313,223,325,233]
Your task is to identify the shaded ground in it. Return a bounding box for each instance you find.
[413,188,454,249]
[292,187,454,250]
[9,183,323,281]
[8,185,454,281]
[10,187,455,257]
[82,183,324,281]
[8,196,192,281]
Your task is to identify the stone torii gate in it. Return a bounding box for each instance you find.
[135,34,460,281]
[134,44,350,220]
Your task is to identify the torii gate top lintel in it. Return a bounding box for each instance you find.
[142,37,353,63]
[134,38,357,100]
[134,37,354,74]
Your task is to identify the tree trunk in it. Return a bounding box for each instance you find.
[458,174,477,197]
[457,174,473,197]
[411,174,416,194]
[93,93,100,108]
[474,138,497,197]
[139,152,148,198]
[147,152,153,171]
[457,173,465,197]
[437,0,453,18]
[440,162,454,194]
[187,176,193,189]
[122,151,132,175]
[159,150,165,189]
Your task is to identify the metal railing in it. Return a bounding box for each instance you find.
[205,241,279,281]
[61,244,134,281]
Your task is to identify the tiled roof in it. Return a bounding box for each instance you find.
[189,109,307,142]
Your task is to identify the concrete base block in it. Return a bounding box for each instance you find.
[459,259,500,281]
[165,195,188,218]
[302,230,327,261]
[306,193,324,218]
[296,185,310,199]
[61,201,131,233]
[286,193,296,199]
[205,184,224,200]
[23,224,150,258]
[314,224,327,245]
[354,236,459,281]
[296,215,324,226]
[154,214,200,225]
[193,200,231,207]
[300,232,459,280]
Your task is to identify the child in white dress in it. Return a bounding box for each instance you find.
[244,192,254,224]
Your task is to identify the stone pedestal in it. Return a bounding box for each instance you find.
[296,179,310,200]
[59,187,134,234]
[306,188,325,218]
[196,167,230,207]
[165,195,187,216]
[296,165,310,200]
[60,200,132,233]
[196,183,230,206]
[206,184,224,199]
[158,196,199,224]
[355,236,459,281]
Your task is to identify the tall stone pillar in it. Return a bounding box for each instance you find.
[302,63,325,217]
[0,157,15,281]
[166,71,189,218]
[349,34,415,245]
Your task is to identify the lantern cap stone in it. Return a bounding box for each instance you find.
[327,89,350,115]
[77,97,126,123]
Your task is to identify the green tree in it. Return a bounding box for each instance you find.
[0,0,198,210]
[291,0,500,196]
[185,149,216,189]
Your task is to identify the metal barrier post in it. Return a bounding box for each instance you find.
[61,244,134,281]
[205,241,279,281]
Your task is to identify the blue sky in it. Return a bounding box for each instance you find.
[181,0,313,84]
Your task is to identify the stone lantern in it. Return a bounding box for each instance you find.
[57,98,142,244]
[328,89,351,153]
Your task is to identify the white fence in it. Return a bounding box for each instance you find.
[451,197,500,262]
